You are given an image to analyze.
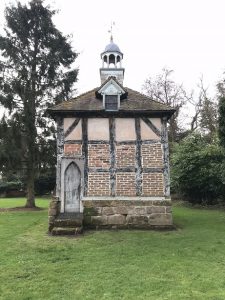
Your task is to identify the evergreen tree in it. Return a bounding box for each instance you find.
[0,0,78,207]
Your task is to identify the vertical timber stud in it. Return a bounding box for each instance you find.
[56,117,64,198]
[135,118,142,196]
[161,117,170,197]
[82,118,88,196]
[109,117,116,196]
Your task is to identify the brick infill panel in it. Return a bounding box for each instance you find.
[87,173,110,196]
[88,144,110,169]
[116,172,136,196]
[142,144,163,168]
[116,145,136,168]
[142,173,164,196]
[64,143,82,156]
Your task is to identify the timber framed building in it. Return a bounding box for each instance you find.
[48,37,175,234]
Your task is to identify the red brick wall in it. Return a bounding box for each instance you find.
[142,144,163,168]
[116,173,136,196]
[87,173,110,196]
[64,144,82,156]
[142,173,164,196]
[88,144,110,169]
[63,118,166,198]
[116,145,136,168]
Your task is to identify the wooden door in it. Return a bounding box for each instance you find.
[64,162,81,212]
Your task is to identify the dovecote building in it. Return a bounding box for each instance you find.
[48,38,175,234]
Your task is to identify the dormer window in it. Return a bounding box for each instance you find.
[105,95,118,111]
[96,77,127,112]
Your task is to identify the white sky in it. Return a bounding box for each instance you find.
[1,0,225,97]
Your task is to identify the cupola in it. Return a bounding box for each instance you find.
[100,36,125,85]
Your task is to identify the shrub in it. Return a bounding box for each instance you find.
[0,181,25,197]
[171,133,225,205]
[34,175,56,195]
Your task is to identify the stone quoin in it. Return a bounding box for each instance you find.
[47,35,176,234]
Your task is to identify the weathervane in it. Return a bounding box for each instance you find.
[108,21,115,42]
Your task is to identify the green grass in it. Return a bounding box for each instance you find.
[0,198,225,300]
[0,197,50,208]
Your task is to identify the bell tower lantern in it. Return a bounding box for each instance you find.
[100,35,125,85]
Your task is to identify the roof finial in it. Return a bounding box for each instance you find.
[108,21,115,43]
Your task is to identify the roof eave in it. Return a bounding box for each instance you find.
[47,108,176,120]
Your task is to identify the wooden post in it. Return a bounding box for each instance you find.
[135,118,142,196]
[82,118,88,196]
[56,117,64,198]
[161,117,170,197]
[109,117,116,196]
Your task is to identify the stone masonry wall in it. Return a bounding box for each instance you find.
[83,200,173,229]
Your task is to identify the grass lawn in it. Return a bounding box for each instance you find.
[0,198,225,300]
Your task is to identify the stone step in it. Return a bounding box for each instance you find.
[57,212,83,220]
[51,226,83,236]
[54,213,83,227]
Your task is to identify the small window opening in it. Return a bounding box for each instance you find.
[105,95,118,111]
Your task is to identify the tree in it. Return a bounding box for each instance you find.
[171,133,225,205]
[218,81,225,149]
[142,68,191,142]
[198,79,217,140]
[0,0,78,207]
[0,116,25,180]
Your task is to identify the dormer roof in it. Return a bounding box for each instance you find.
[96,76,127,99]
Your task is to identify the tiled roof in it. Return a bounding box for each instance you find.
[48,86,175,116]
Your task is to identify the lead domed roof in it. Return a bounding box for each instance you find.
[101,37,123,56]
[104,41,121,53]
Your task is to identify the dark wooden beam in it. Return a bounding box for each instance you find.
[88,140,109,144]
[161,117,170,197]
[142,168,163,173]
[109,117,116,196]
[56,117,64,198]
[64,140,82,144]
[135,118,142,196]
[116,140,136,145]
[49,110,175,119]
[88,168,109,173]
[87,167,163,173]
[117,167,136,172]
[64,118,80,138]
[142,139,161,144]
[142,117,161,137]
[82,118,88,196]
[56,117,64,155]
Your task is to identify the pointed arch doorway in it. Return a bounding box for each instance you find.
[60,158,84,213]
[64,162,81,212]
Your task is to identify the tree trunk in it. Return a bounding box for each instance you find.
[25,168,36,208]
[24,101,37,208]
[25,46,37,208]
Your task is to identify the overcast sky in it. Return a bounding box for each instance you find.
[1,0,225,98]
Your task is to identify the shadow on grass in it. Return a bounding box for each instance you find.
[0,206,45,212]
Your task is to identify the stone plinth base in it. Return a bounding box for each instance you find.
[48,196,61,232]
[82,199,173,229]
